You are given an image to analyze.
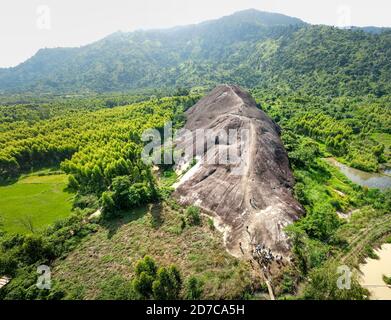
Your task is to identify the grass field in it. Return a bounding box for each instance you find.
[52,202,260,300]
[0,173,73,234]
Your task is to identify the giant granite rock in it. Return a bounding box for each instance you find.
[173,85,303,258]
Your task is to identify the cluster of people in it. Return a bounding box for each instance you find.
[253,243,283,266]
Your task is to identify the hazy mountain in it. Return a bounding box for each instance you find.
[0,9,390,96]
[346,26,391,34]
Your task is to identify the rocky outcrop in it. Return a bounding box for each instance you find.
[173,84,304,258]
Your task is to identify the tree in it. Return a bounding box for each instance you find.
[132,256,157,299]
[185,276,203,299]
[133,272,155,299]
[20,235,54,264]
[303,262,368,300]
[101,191,116,217]
[132,256,182,300]
[152,266,182,299]
[186,206,201,226]
[289,137,320,168]
[112,176,133,208]
[300,203,341,243]
[67,175,79,191]
[135,255,157,276]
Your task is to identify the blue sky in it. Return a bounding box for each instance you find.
[0,0,390,67]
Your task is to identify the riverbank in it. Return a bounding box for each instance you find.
[324,158,391,190]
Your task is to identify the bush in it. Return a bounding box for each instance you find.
[300,203,341,242]
[128,183,153,208]
[133,272,155,299]
[132,256,157,299]
[186,206,201,226]
[152,266,182,299]
[383,275,391,286]
[280,278,295,295]
[20,235,55,265]
[101,191,116,218]
[132,256,182,300]
[294,182,308,205]
[67,175,79,192]
[73,194,99,210]
[303,263,368,300]
[0,252,18,276]
[135,255,157,276]
[207,218,215,230]
[101,176,159,219]
[185,276,203,299]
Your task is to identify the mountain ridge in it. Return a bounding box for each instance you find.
[0,9,390,96]
[174,84,304,258]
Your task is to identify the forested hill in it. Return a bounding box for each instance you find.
[0,9,390,96]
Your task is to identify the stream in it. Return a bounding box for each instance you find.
[324,158,391,191]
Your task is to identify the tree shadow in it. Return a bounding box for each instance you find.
[0,176,19,186]
[308,161,332,183]
[100,205,149,239]
[150,202,164,229]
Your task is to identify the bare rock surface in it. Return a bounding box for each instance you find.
[173,84,304,258]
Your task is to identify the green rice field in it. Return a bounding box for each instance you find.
[0,173,73,234]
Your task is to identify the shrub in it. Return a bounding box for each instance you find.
[300,203,341,242]
[101,191,116,218]
[135,255,157,276]
[185,276,203,299]
[132,256,157,299]
[0,252,18,276]
[383,275,391,286]
[186,206,201,226]
[67,175,79,191]
[20,235,55,265]
[132,272,155,299]
[152,266,182,299]
[101,176,159,219]
[73,194,99,210]
[132,256,182,300]
[207,218,215,230]
[294,182,309,205]
[303,263,368,300]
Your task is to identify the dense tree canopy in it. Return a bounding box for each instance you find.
[0,10,390,97]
